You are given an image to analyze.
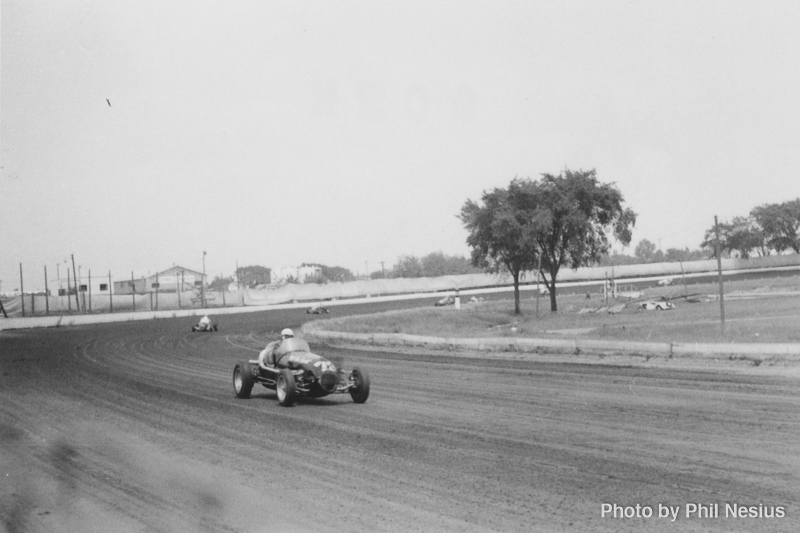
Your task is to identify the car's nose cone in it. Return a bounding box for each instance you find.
[320,371,338,392]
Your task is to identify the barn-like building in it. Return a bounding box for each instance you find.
[113,266,206,295]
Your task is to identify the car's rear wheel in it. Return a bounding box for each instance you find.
[276,369,296,407]
[233,361,254,399]
[349,367,370,404]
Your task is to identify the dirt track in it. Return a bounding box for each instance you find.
[2,306,799,532]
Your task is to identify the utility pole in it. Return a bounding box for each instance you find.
[67,268,72,312]
[365,261,369,279]
[380,261,385,277]
[71,255,80,312]
[109,271,113,313]
[44,266,49,315]
[79,265,84,312]
[19,263,25,317]
[202,251,207,308]
[714,215,725,334]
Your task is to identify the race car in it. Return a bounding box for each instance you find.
[306,303,329,314]
[232,337,370,407]
[639,300,675,311]
[191,315,218,332]
[434,296,455,307]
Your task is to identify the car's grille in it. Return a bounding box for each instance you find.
[320,371,338,392]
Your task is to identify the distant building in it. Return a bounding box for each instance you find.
[113,266,206,295]
[51,275,112,297]
[271,265,322,284]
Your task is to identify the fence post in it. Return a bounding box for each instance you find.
[67,268,72,312]
[109,271,113,313]
[20,263,25,317]
[131,271,136,312]
[44,265,50,315]
[88,270,92,313]
[71,254,80,312]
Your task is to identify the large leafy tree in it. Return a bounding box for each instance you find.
[701,216,766,259]
[751,200,800,254]
[461,169,636,313]
[460,184,539,314]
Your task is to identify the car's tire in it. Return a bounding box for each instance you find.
[213,324,218,331]
[349,367,370,404]
[233,361,254,399]
[191,326,197,332]
[276,369,296,407]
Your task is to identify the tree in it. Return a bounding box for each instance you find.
[208,275,234,292]
[235,265,272,287]
[300,263,355,283]
[751,200,800,254]
[701,216,767,259]
[460,184,539,314]
[392,255,424,278]
[634,239,657,263]
[462,169,636,314]
[664,247,706,262]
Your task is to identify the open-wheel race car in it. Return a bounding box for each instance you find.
[306,303,329,314]
[191,316,218,332]
[232,337,370,407]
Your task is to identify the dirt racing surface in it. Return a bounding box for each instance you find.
[2,306,799,532]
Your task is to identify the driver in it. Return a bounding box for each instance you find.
[198,314,212,331]
[258,328,294,368]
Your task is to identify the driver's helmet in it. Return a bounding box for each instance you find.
[280,328,294,339]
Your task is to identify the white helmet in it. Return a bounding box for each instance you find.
[281,328,294,337]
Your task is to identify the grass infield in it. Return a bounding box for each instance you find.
[317,274,800,344]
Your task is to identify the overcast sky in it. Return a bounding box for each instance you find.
[3,0,800,290]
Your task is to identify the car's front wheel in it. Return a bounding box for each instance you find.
[349,367,370,404]
[276,369,296,407]
[233,361,254,399]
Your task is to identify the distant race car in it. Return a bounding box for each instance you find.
[232,337,370,407]
[639,301,675,311]
[657,278,673,286]
[306,303,329,314]
[434,296,455,307]
[191,318,218,332]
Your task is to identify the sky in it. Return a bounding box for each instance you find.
[2,0,800,290]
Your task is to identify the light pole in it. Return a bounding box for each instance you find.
[78,265,85,312]
[202,251,207,308]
